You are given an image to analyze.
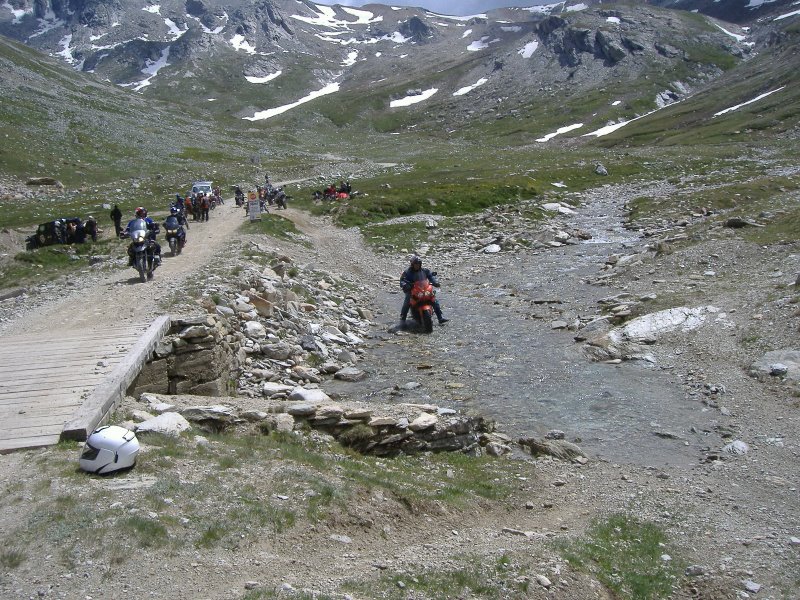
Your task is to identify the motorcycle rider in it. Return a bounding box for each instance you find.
[400,255,449,325]
[164,207,187,252]
[125,207,161,266]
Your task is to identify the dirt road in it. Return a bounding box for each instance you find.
[1,203,246,336]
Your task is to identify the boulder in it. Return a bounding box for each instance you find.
[135,412,192,436]
[289,387,332,403]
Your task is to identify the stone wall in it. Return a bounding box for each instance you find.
[131,315,242,397]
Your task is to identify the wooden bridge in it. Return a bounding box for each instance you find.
[0,316,170,453]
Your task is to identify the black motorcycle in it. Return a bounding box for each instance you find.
[164,215,186,256]
[127,219,160,282]
[273,187,288,210]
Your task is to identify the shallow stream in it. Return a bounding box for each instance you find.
[333,192,705,468]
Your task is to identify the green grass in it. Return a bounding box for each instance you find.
[118,515,170,549]
[0,239,124,288]
[344,553,529,599]
[239,212,305,242]
[558,514,681,600]
[0,549,26,569]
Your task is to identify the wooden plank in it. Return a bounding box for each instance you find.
[0,433,62,454]
[0,318,169,451]
[0,328,146,344]
[0,404,80,419]
[0,394,83,414]
[2,414,74,431]
[3,413,74,429]
[62,315,171,441]
[0,371,111,394]
[0,341,136,354]
[0,388,92,405]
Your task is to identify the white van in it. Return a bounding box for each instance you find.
[190,181,213,196]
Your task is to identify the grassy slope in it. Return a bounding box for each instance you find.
[1,10,797,233]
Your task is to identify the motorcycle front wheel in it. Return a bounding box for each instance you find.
[169,238,177,257]
[421,308,434,334]
[135,254,147,283]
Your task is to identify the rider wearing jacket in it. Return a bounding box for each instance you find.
[126,207,161,266]
[400,255,449,324]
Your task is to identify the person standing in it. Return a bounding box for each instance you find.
[200,193,210,222]
[110,204,123,238]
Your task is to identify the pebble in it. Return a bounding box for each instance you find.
[742,580,761,594]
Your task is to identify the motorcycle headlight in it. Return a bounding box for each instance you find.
[132,230,147,243]
[167,229,178,235]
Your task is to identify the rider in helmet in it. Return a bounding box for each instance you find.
[125,207,161,266]
[399,255,449,324]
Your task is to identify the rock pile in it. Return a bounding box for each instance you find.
[126,393,509,457]
[128,245,521,456]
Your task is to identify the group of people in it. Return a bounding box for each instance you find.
[26,216,98,249]
[316,180,351,201]
[175,190,221,222]
[111,196,452,326]
[112,203,192,266]
[63,217,97,244]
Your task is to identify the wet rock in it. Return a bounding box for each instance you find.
[723,440,749,455]
[519,436,586,461]
[334,366,367,382]
[289,387,331,403]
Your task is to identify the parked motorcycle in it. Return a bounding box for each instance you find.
[164,215,186,256]
[127,219,160,282]
[409,277,437,333]
[273,187,287,209]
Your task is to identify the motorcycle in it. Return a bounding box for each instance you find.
[273,188,287,209]
[235,189,245,207]
[164,215,186,256]
[127,219,160,282]
[409,276,437,333]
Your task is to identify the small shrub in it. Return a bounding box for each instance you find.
[557,513,681,600]
[337,424,374,449]
[0,549,25,569]
[118,515,169,549]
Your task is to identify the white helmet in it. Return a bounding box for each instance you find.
[79,425,140,474]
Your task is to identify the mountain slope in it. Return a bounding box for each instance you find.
[0,1,761,139]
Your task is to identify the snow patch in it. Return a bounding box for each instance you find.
[536,123,583,143]
[564,3,589,12]
[230,34,257,54]
[390,88,438,107]
[713,87,785,117]
[342,50,359,66]
[713,22,746,41]
[453,78,488,97]
[245,72,281,84]
[243,82,340,121]
[774,8,800,20]
[467,37,490,51]
[518,40,538,58]
[120,46,171,92]
[4,1,32,24]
